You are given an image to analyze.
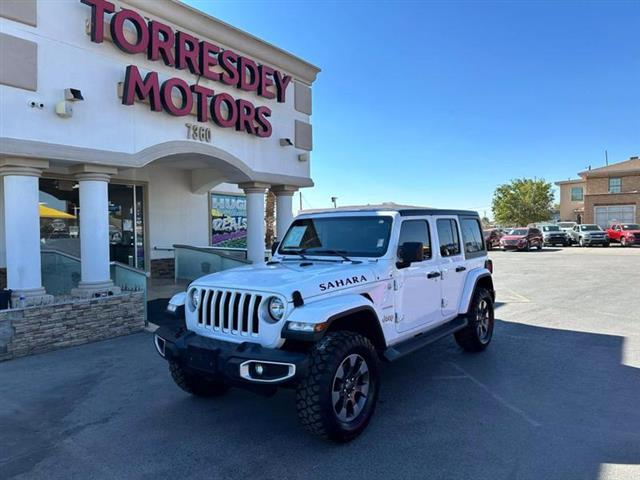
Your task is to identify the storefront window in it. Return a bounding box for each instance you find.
[39,179,80,257]
[210,193,247,248]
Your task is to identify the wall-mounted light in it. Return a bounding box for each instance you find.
[298,153,309,162]
[279,138,293,147]
[64,88,84,101]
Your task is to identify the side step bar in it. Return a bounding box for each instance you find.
[383,316,468,362]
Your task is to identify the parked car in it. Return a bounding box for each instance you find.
[538,224,570,246]
[499,227,543,251]
[483,228,503,250]
[606,223,640,247]
[557,221,577,238]
[568,224,609,247]
[154,205,495,442]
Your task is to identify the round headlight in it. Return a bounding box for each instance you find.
[189,288,200,310]
[268,297,285,321]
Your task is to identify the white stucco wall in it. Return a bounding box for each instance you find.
[0,0,315,183]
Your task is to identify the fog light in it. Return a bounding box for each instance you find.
[255,364,264,376]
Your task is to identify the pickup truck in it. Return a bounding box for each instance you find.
[606,223,640,247]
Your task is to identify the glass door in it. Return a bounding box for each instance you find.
[108,184,145,269]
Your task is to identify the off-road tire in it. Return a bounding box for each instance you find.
[455,287,495,352]
[169,362,230,397]
[296,331,380,443]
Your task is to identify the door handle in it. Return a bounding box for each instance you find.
[427,271,441,279]
[455,266,466,272]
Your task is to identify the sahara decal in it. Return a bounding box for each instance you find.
[319,275,368,291]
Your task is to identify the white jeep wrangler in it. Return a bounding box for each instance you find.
[154,205,495,442]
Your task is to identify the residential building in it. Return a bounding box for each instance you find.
[556,157,640,227]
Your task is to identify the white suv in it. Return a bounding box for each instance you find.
[155,205,495,442]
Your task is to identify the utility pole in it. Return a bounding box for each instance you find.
[605,149,609,166]
[299,191,302,211]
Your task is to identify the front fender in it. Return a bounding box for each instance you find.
[457,268,494,315]
[286,293,377,326]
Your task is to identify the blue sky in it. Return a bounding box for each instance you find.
[186,0,640,216]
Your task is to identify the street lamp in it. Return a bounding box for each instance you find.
[331,196,338,208]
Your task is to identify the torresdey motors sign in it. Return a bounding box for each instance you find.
[210,193,247,248]
[81,0,293,138]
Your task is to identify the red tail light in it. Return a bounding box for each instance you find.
[484,259,493,273]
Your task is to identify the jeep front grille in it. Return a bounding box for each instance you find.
[196,289,263,337]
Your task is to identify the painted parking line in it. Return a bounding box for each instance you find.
[496,288,531,304]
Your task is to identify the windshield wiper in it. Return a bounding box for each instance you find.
[279,248,309,260]
[308,249,360,263]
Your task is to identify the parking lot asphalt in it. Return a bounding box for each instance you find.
[1,246,638,480]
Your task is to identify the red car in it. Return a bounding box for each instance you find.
[483,229,503,250]
[499,227,543,251]
[606,223,640,247]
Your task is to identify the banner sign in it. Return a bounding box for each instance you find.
[210,193,247,248]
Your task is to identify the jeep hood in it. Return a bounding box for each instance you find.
[190,261,378,300]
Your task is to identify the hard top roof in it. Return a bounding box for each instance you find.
[299,203,479,217]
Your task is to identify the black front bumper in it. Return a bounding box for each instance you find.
[154,326,309,389]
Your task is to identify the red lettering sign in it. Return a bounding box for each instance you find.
[82,1,292,137]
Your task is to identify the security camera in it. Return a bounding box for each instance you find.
[64,88,84,101]
[55,101,73,118]
[279,138,293,147]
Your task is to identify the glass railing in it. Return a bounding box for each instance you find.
[41,249,82,295]
[110,261,149,323]
[173,244,252,283]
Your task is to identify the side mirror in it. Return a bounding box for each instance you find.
[397,242,423,269]
[271,241,280,255]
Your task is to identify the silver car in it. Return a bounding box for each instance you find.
[568,224,610,247]
[538,224,570,246]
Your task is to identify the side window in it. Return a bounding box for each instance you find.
[436,219,461,257]
[460,218,485,254]
[398,220,431,259]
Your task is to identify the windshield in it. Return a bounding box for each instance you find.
[279,216,393,258]
[542,226,560,232]
[580,225,601,231]
[509,229,528,235]
[558,222,575,228]
[622,224,640,230]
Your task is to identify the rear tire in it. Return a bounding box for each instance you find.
[455,287,495,352]
[169,362,230,397]
[296,331,380,442]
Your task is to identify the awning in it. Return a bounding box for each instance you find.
[39,204,76,219]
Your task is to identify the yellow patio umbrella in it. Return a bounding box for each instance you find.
[39,204,76,219]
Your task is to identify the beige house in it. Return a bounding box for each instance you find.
[556,157,640,227]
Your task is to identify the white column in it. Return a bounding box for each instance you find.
[240,182,269,264]
[273,186,298,241]
[71,165,119,297]
[0,159,53,305]
[0,177,5,270]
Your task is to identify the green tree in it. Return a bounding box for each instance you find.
[491,178,554,226]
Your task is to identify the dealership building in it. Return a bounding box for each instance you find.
[0,0,319,358]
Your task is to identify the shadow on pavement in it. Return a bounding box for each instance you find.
[0,320,638,479]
